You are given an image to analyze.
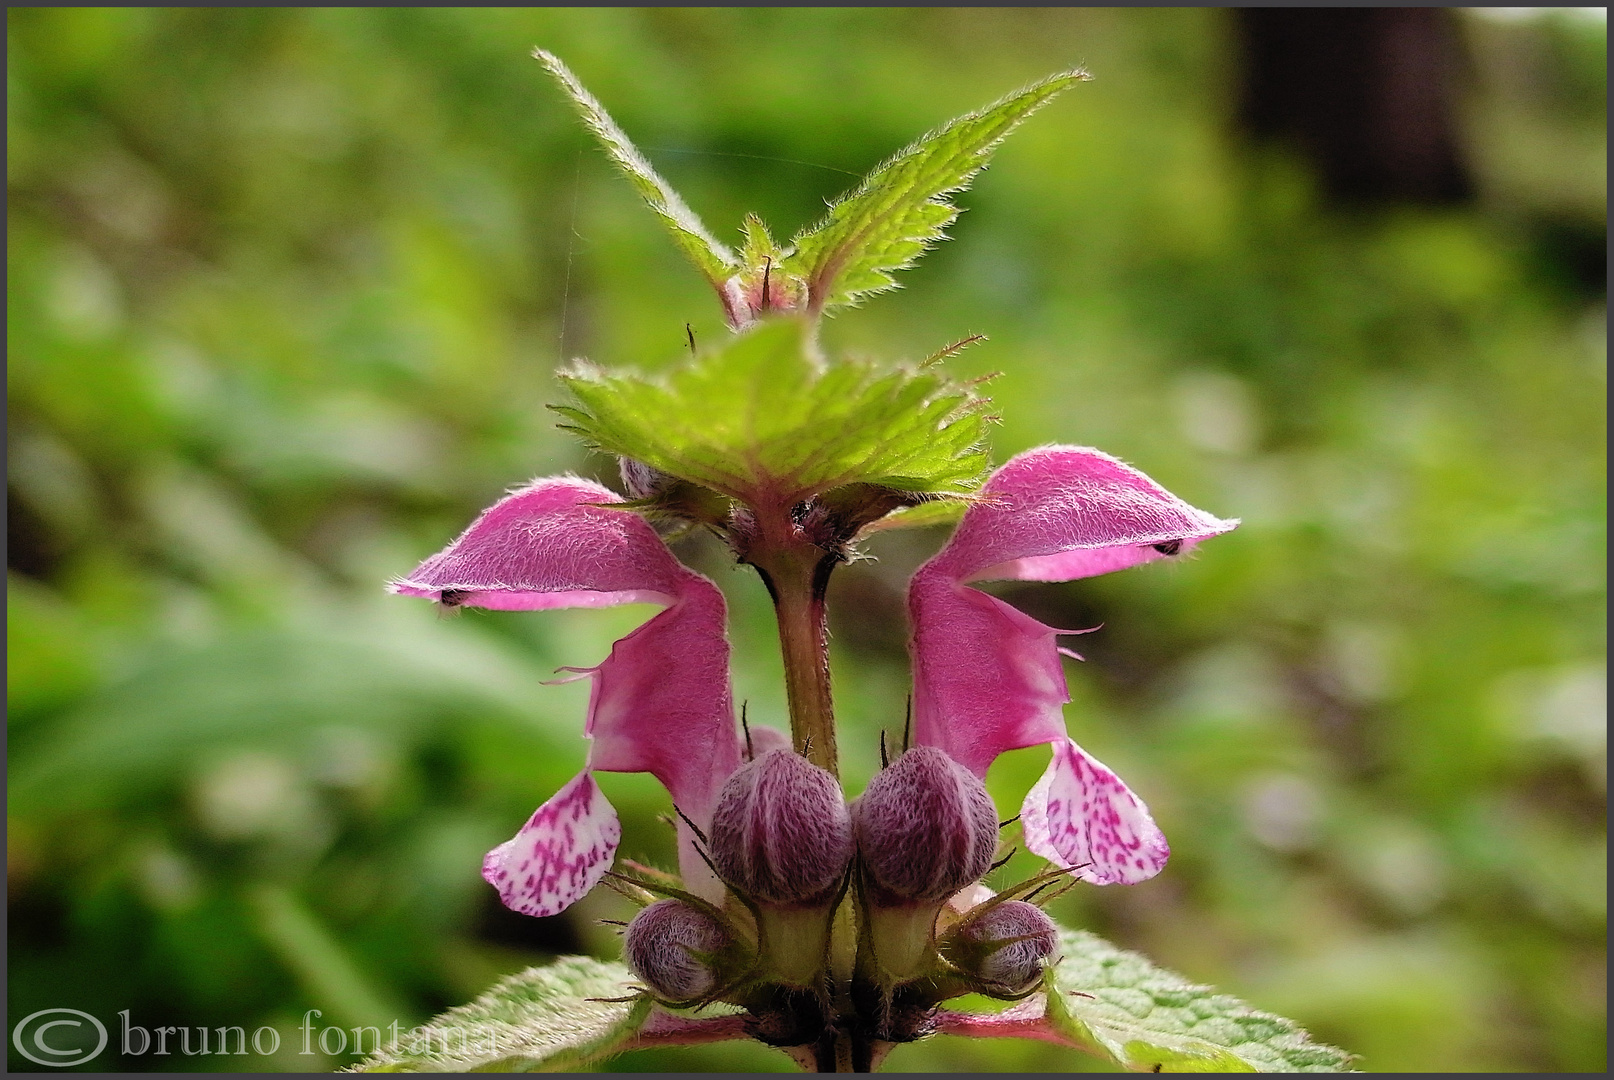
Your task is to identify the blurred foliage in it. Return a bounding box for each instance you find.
[7,7,1605,1073]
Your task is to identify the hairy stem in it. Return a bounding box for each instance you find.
[740,492,840,777]
[753,541,839,777]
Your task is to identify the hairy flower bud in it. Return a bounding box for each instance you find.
[618,457,670,500]
[709,748,854,905]
[617,457,731,530]
[623,899,730,1001]
[854,746,999,903]
[942,900,1058,992]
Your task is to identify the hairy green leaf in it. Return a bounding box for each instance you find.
[1045,928,1354,1072]
[856,496,970,536]
[555,317,993,505]
[783,69,1088,313]
[534,49,736,286]
[352,957,651,1072]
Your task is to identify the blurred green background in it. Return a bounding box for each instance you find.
[7,7,1605,1073]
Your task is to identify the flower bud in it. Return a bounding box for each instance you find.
[720,267,806,329]
[853,746,999,903]
[623,899,730,1001]
[942,900,1058,992]
[618,457,670,500]
[743,724,794,761]
[617,457,731,528]
[709,749,854,905]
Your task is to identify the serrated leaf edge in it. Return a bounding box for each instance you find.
[1043,929,1357,1073]
[534,48,737,284]
[785,67,1089,312]
[553,324,993,503]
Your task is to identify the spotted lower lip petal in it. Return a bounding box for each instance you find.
[482,770,622,918]
[1021,737,1169,885]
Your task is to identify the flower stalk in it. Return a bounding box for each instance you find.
[744,512,840,778]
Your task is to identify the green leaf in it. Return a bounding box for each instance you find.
[7,613,563,816]
[534,49,736,286]
[739,212,785,266]
[352,956,651,1072]
[782,69,1088,313]
[1044,928,1354,1072]
[856,496,970,536]
[555,316,993,505]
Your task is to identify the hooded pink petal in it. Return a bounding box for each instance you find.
[483,770,621,917]
[909,446,1236,776]
[927,445,1239,586]
[394,476,741,910]
[391,475,691,609]
[568,575,741,822]
[1020,738,1168,885]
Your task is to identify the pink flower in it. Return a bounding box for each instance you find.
[394,446,1234,921]
[390,476,742,917]
[907,446,1237,885]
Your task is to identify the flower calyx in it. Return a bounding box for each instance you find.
[728,485,947,585]
[707,748,855,990]
[802,484,950,556]
[851,745,1001,990]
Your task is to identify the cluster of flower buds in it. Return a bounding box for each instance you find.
[614,745,856,1046]
[850,745,1065,1039]
[617,739,1064,1047]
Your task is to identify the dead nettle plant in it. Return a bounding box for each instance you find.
[361,50,1353,1074]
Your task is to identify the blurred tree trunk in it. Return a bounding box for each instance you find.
[1235,7,1473,205]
